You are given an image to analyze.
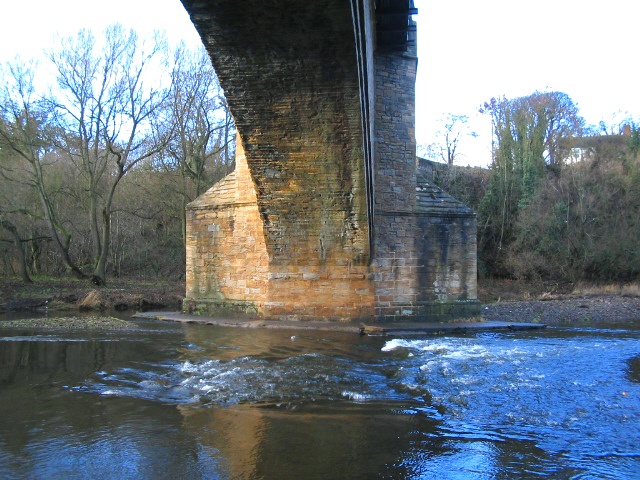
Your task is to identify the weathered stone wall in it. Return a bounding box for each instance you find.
[184,136,269,314]
[372,206,479,321]
[371,47,479,321]
[373,52,418,214]
[183,0,370,267]
[415,214,478,305]
[184,133,376,320]
[181,0,377,320]
[372,48,420,319]
[182,0,479,321]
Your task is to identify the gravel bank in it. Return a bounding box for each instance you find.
[482,295,640,325]
[0,316,135,330]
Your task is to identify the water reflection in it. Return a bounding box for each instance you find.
[180,401,439,479]
[0,331,216,478]
[0,318,639,479]
[0,337,116,386]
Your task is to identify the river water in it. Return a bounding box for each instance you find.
[0,314,639,479]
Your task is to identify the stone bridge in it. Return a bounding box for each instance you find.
[180,0,479,321]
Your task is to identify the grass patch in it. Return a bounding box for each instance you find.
[572,282,640,297]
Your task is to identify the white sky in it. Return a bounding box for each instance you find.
[415,0,640,165]
[2,0,638,166]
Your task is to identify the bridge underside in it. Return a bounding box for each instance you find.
[182,0,479,321]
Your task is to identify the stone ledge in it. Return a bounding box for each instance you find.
[134,311,545,336]
[375,299,482,323]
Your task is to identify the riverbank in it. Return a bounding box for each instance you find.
[1,276,639,326]
[479,279,640,325]
[0,276,184,314]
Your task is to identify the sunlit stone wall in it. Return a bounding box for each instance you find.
[184,136,270,315]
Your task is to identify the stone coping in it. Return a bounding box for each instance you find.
[133,311,545,336]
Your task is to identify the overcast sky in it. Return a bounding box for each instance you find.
[2,0,638,166]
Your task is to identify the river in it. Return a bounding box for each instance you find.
[1,314,639,479]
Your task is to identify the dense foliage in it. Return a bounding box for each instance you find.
[506,136,640,281]
[442,92,639,282]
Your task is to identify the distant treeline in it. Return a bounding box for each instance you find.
[430,91,640,282]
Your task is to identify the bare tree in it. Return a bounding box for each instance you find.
[0,59,84,278]
[153,44,235,244]
[426,114,476,167]
[48,25,171,285]
[537,92,585,166]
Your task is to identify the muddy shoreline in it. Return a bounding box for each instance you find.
[1,277,639,326]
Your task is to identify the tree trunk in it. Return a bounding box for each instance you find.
[39,194,85,279]
[92,207,111,286]
[1,219,31,283]
[34,170,85,279]
[92,165,124,286]
[89,192,102,264]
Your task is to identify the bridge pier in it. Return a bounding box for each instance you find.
[182,0,479,321]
